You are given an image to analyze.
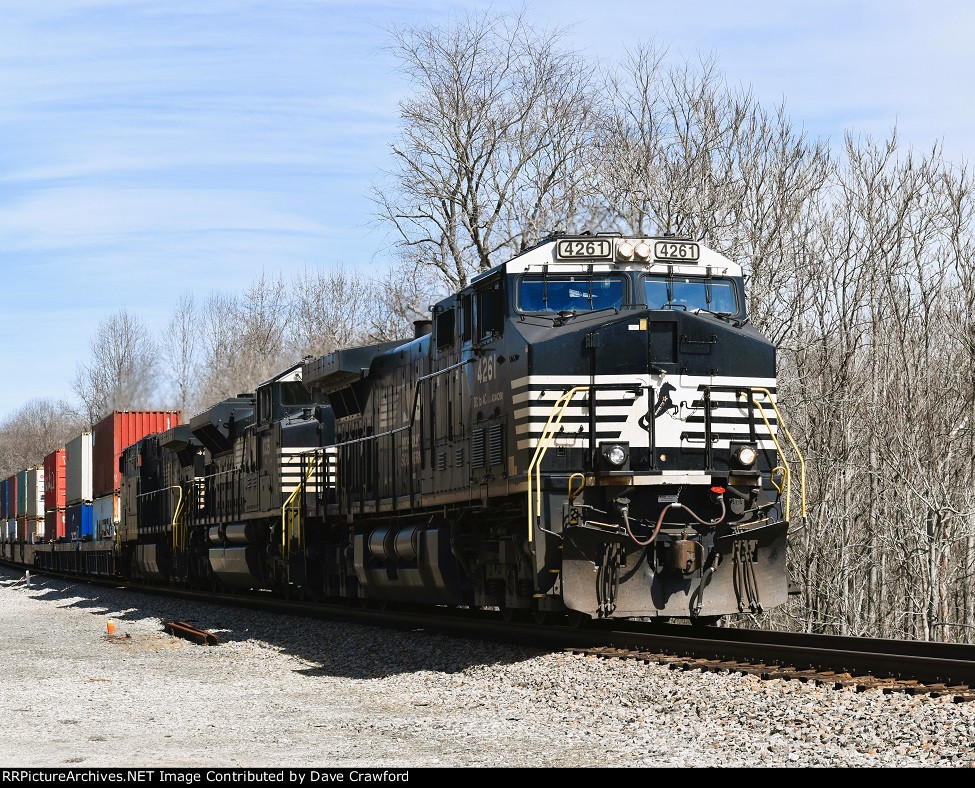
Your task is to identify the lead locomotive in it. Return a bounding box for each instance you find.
[24,234,804,625]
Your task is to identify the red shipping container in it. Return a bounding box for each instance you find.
[16,515,26,543]
[92,411,182,498]
[44,448,67,511]
[8,475,17,525]
[45,509,66,541]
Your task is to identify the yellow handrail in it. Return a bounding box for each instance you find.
[526,386,588,542]
[281,452,325,557]
[749,398,790,518]
[170,484,185,552]
[568,472,586,501]
[750,388,806,524]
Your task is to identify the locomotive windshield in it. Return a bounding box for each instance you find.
[643,274,739,314]
[518,275,625,313]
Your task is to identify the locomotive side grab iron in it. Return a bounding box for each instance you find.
[10,234,806,625]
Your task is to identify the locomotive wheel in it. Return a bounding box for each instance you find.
[531,601,552,625]
[500,605,526,623]
[565,610,590,629]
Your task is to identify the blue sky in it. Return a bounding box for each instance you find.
[2,0,974,420]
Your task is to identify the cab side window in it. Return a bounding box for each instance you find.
[461,293,473,342]
[435,307,455,350]
[258,386,272,424]
[476,280,504,340]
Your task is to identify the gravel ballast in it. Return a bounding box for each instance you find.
[2,564,974,769]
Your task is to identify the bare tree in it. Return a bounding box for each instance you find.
[596,46,832,347]
[367,255,447,343]
[194,272,292,408]
[71,309,158,425]
[376,8,600,290]
[0,398,87,479]
[754,128,975,644]
[194,291,242,409]
[159,291,198,415]
[288,266,372,360]
[237,270,292,381]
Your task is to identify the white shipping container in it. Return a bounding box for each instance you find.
[25,467,44,518]
[30,517,43,543]
[66,432,93,505]
[92,494,119,540]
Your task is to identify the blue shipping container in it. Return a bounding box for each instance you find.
[16,470,26,517]
[66,502,94,540]
[0,478,7,520]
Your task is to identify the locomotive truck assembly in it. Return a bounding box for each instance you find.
[0,233,805,626]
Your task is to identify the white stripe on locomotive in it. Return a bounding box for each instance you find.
[511,373,779,452]
[278,446,337,494]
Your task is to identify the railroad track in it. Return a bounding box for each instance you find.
[566,644,975,702]
[6,560,975,700]
[610,622,975,700]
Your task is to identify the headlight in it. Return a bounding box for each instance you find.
[599,442,629,469]
[616,241,634,261]
[735,445,758,467]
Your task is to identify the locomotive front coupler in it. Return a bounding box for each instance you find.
[662,530,705,574]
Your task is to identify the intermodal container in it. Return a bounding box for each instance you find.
[0,477,7,519]
[25,466,44,519]
[16,515,27,542]
[45,509,66,541]
[30,517,44,542]
[66,502,94,540]
[16,470,26,517]
[3,519,13,541]
[66,432,93,505]
[44,448,67,511]
[92,411,181,499]
[7,476,17,522]
[92,494,120,540]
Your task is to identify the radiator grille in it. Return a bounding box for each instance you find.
[472,427,485,468]
[489,423,503,467]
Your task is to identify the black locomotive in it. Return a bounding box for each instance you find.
[13,234,805,625]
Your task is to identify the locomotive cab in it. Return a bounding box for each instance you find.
[496,235,802,622]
